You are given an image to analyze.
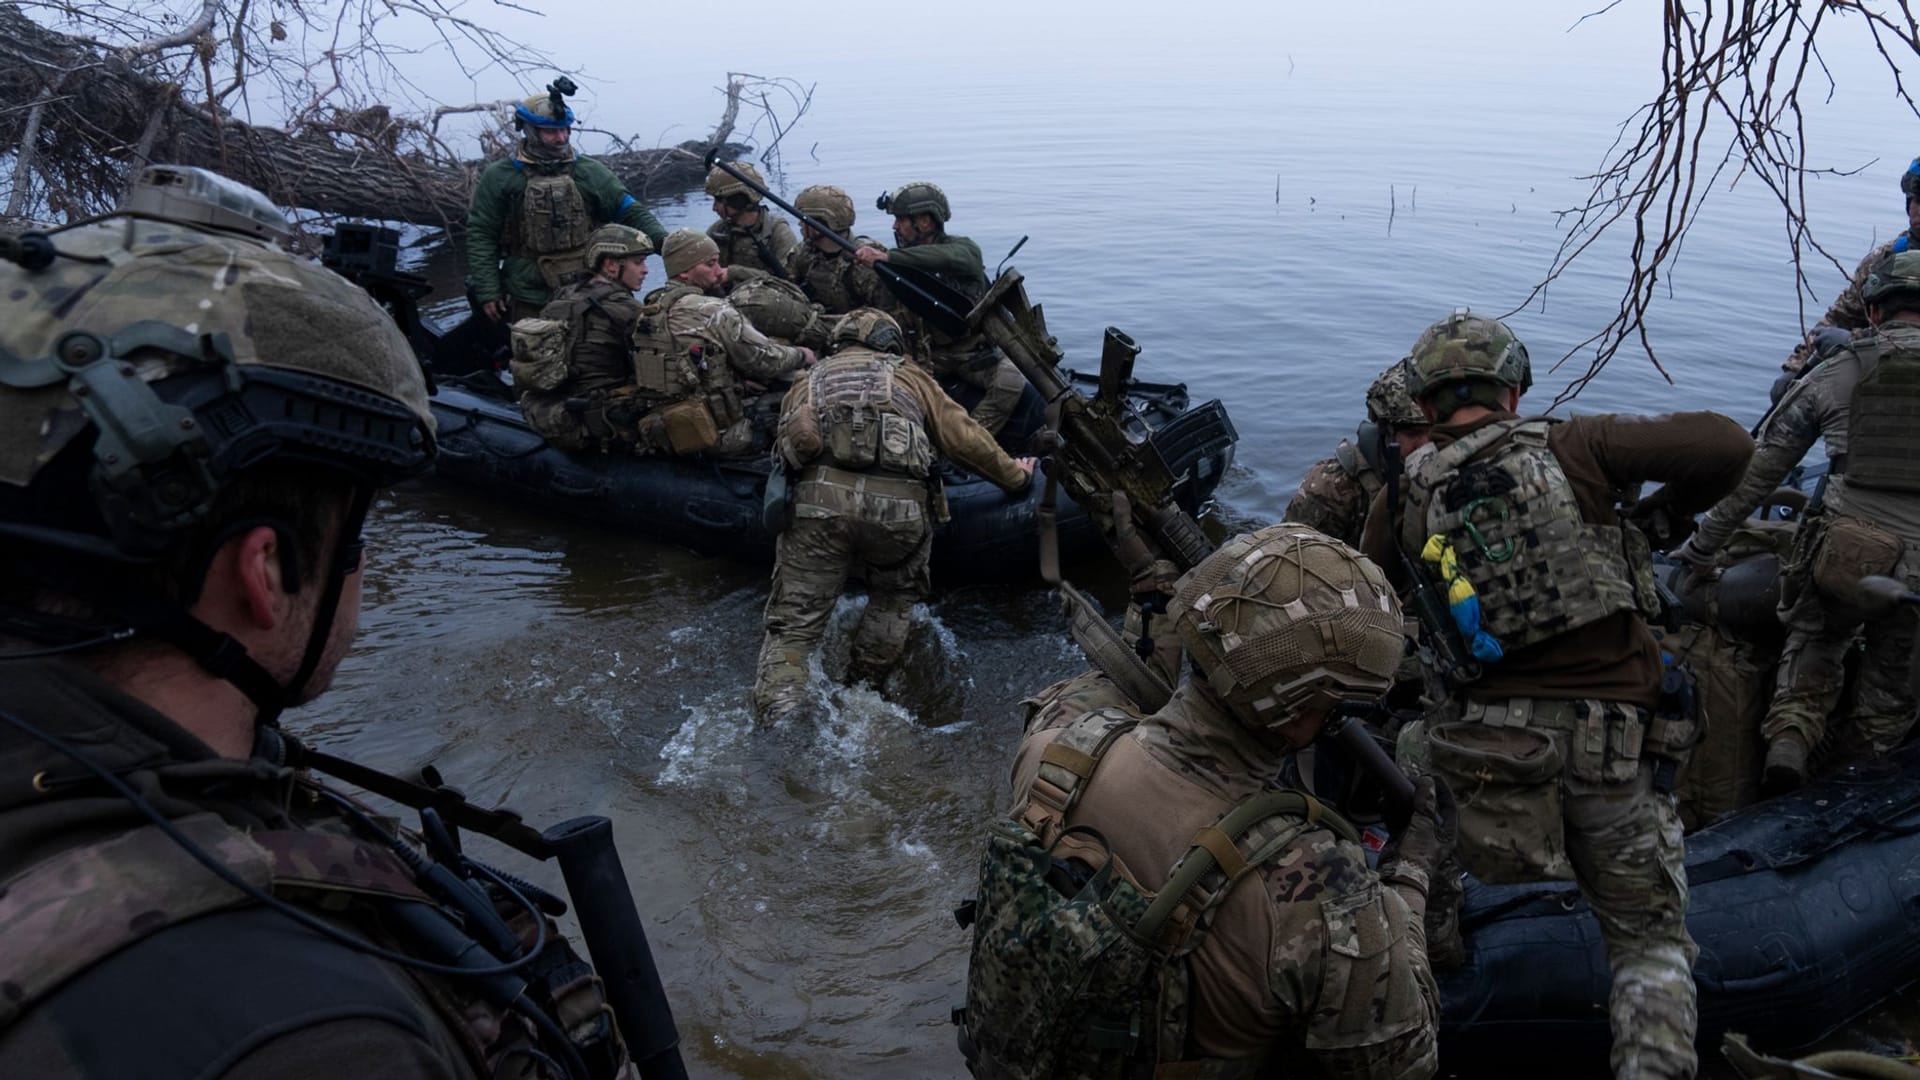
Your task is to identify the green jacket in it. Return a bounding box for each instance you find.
[465,155,668,308]
[886,233,987,297]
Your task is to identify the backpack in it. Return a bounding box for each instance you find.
[508,316,573,392]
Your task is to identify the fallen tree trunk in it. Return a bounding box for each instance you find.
[0,3,743,234]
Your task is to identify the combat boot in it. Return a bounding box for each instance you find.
[1762,730,1810,796]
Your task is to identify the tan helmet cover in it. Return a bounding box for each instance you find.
[831,308,905,354]
[661,229,721,278]
[584,223,654,269]
[0,185,434,489]
[795,184,856,233]
[1365,359,1426,428]
[705,161,767,201]
[1170,524,1403,732]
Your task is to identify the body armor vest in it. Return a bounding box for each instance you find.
[792,245,877,315]
[1844,328,1920,493]
[712,219,789,279]
[541,278,640,396]
[801,350,933,478]
[631,285,744,428]
[958,710,1355,1080]
[1406,417,1657,651]
[516,170,593,291]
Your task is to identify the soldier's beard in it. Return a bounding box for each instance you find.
[519,136,576,166]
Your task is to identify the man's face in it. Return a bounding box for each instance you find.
[534,126,571,151]
[1906,195,1919,235]
[617,255,649,292]
[712,196,737,222]
[680,254,727,291]
[892,213,936,247]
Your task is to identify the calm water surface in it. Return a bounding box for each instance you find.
[300,5,1916,1074]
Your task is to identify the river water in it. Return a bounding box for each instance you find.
[297,3,1918,1075]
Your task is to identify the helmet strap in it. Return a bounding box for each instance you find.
[279,486,373,724]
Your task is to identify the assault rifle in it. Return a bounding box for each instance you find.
[1382,436,1482,688]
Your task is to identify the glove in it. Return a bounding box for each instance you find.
[1377,775,1456,886]
[1672,534,1718,587]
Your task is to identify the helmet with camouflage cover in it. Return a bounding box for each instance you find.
[661,229,720,278]
[0,165,434,714]
[878,181,950,223]
[795,184,856,234]
[1365,359,1426,429]
[1403,309,1532,402]
[583,224,654,269]
[831,308,906,355]
[731,276,826,346]
[1863,249,1920,312]
[1168,524,1403,734]
[705,161,767,203]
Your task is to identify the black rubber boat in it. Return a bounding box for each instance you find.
[1439,740,1920,1065]
[322,226,1239,578]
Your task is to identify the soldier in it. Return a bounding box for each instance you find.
[1286,359,1432,547]
[752,309,1034,725]
[636,229,815,457]
[0,166,637,1077]
[705,161,799,280]
[855,181,1030,438]
[1782,156,1920,371]
[513,223,654,451]
[958,525,1449,1079]
[785,184,894,315]
[466,79,668,322]
[1359,311,1753,1080]
[1680,251,1920,792]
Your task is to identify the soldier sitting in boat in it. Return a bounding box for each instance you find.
[785,185,895,316]
[1286,359,1432,548]
[510,224,655,451]
[1680,249,1920,793]
[705,161,799,280]
[629,230,816,457]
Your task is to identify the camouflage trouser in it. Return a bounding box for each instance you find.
[1431,698,1698,1080]
[930,348,1028,437]
[1764,547,1920,758]
[751,466,933,716]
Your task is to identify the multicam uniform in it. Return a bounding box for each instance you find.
[887,234,1030,438]
[1285,441,1380,547]
[1783,235,1908,372]
[752,331,1029,718]
[1366,407,1752,1080]
[517,276,644,450]
[629,282,809,456]
[708,215,800,280]
[788,240,895,315]
[1693,320,1920,760]
[466,154,665,319]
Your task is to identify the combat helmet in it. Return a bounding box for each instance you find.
[1902,157,1920,201]
[1168,524,1403,734]
[514,76,577,130]
[0,165,435,718]
[878,182,950,223]
[832,308,906,355]
[1863,250,1920,312]
[1365,359,1426,429]
[705,161,767,203]
[795,184,856,234]
[1403,309,1532,404]
[584,224,654,269]
[731,276,827,346]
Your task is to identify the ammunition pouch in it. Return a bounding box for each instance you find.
[1428,718,1572,884]
[1811,514,1904,611]
[638,398,721,455]
[1647,663,1703,792]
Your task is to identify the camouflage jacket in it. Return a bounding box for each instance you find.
[465,154,666,309]
[1004,681,1439,1077]
[775,352,1030,491]
[652,287,809,386]
[0,661,484,1080]
[1784,235,1909,371]
[1284,442,1379,548]
[1701,320,1920,552]
[707,215,799,280]
[785,239,894,315]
